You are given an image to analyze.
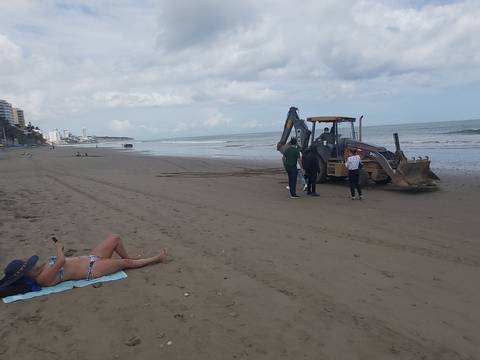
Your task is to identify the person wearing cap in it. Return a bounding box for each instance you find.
[345,148,363,200]
[0,235,167,296]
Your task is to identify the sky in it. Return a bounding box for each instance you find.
[0,0,479,139]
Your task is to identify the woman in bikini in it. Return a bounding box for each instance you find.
[7,234,168,287]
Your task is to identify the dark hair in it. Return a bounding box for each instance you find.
[324,127,329,132]
[351,149,357,154]
[289,137,297,145]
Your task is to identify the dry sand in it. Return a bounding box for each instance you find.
[0,146,479,360]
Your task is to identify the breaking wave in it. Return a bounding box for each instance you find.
[442,129,480,135]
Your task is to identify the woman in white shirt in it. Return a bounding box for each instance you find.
[345,149,363,200]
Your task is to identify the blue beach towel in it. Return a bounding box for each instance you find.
[2,271,127,304]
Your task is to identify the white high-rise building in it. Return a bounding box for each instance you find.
[0,99,15,125]
[81,128,87,139]
[48,129,62,144]
[63,129,69,138]
[12,108,26,128]
[12,108,19,124]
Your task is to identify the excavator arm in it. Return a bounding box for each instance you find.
[345,139,439,188]
[345,140,396,178]
[277,107,311,152]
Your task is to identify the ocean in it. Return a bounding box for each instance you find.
[93,119,480,172]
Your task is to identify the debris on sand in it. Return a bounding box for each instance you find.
[125,336,141,347]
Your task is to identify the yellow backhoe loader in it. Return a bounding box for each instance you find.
[277,107,439,188]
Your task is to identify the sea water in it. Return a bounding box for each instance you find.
[97,119,480,172]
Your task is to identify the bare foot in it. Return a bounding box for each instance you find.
[154,249,168,263]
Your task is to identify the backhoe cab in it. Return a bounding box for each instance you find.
[277,107,439,188]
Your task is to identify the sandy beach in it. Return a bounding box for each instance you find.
[0,146,479,360]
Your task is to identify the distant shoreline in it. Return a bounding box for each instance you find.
[95,136,134,141]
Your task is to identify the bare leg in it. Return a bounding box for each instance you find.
[91,234,132,259]
[91,249,167,278]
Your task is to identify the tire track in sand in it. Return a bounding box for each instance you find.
[33,159,479,268]
[31,162,469,360]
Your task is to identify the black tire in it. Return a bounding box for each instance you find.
[316,159,327,183]
[374,177,391,185]
[359,169,370,187]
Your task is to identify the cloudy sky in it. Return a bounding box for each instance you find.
[0,0,479,139]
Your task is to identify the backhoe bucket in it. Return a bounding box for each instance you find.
[392,158,439,188]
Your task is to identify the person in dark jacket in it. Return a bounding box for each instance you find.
[282,137,302,198]
[302,148,320,196]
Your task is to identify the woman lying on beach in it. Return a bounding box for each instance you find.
[0,235,167,293]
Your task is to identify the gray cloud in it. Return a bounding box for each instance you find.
[55,1,96,16]
[156,0,258,50]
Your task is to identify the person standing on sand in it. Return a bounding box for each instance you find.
[345,149,363,200]
[302,148,320,196]
[282,137,302,198]
[298,162,307,192]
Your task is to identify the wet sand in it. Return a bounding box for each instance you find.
[0,146,479,360]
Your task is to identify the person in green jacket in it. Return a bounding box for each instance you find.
[282,137,302,198]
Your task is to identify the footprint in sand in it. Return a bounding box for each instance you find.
[380,270,395,278]
[57,324,73,333]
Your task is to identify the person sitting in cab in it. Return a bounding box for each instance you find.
[318,127,334,144]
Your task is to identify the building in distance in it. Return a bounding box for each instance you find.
[47,129,62,144]
[13,108,26,128]
[0,99,15,126]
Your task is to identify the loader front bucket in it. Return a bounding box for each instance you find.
[392,158,439,188]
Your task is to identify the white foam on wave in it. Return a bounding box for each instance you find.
[156,140,228,145]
